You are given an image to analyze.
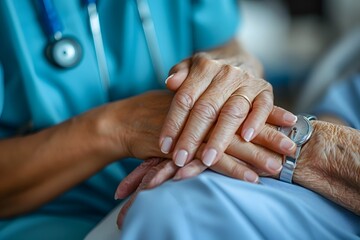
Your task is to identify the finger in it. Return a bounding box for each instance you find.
[114,158,162,199]
[172,143,207,180]
[159,54,221,157]
[251,124,296,156]
[147,160,178,188]
[117,160,169,228]
[173,159,208,180]
[200,86,254,167]
[226,134,283,176]
[210,154,260,183]
[240,82,273,142]
[173,64,249,167]
[117,195,135,228]
[117,181,151,228]
[267,106,297,126]
[165,59,191,91]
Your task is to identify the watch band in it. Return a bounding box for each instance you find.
[279,114,316,183]
[279,147,301,183]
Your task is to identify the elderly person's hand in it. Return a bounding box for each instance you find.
[112,90,295,167]
[293,120,360,215]
[159,39,297,169]
[115,120,294,227]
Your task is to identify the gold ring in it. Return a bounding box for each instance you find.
[231,93,252,109]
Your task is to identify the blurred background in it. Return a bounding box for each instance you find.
[237,0,360,111]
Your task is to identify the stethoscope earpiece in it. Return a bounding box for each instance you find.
[46,37,82,68]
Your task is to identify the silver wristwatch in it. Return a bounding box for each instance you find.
[279,114,317,183]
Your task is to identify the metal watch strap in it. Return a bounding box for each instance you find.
[280,147,301,183]
[279,114,316,183]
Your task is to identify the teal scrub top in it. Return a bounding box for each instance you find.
[0,0,239,238]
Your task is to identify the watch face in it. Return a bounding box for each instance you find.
[280,115,313,145]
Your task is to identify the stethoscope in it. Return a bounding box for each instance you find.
[35,0,166,93]
[17,0,165,135]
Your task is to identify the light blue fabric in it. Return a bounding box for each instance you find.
[122,171,360,240]
[121,72,360,239]
[0,0,239,239]
[313,74,360,129]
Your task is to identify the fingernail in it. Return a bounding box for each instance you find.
[160,137,173,154]
[114,192,119,200]
[202,148,217,167]
[266,158,282,172]
[244,171,259,183]
[243,128,254,142]
[280,138,296,151]
[283,113,297,123]
[175,149,188,167]
[165,74,174,84]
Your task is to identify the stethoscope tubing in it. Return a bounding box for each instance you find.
[37,0,63,39]
[36,0,165,85]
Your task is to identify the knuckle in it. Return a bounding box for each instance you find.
[220,103,248,121]
[215,64,237,81]
[263,81,273,91]
[165,119,183,134]
[260,81,274,96]
[192,52,209,62]
[192,53,218,74]
[188,132,202,146]
[180,132,203,151]
[238,69,252,82]
[220,64,233,75]
[178,129,203,153]
[174,91,195,112]
[192,100,219,122]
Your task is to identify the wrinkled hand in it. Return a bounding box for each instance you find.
[115,120,292,228]
[159,52,297,169]
[294,121,360,215]
[100,90,294,163]
[294,121,359,191]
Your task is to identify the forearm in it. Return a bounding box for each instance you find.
[205,38,264,78]
[294,121,360,215]
[0,110,125,217]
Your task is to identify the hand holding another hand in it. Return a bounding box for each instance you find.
[114,118,295,228]
[160,51,297,169]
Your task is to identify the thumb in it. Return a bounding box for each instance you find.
[165,60,191,91]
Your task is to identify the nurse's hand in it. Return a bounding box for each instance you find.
[105,90,293,162]
[159,41,297,169]
[105,90,173,160]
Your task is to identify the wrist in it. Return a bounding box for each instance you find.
[292,120,322,185]
[293,121,360,214]
[293,120,353,187]
[80,102,130,164]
